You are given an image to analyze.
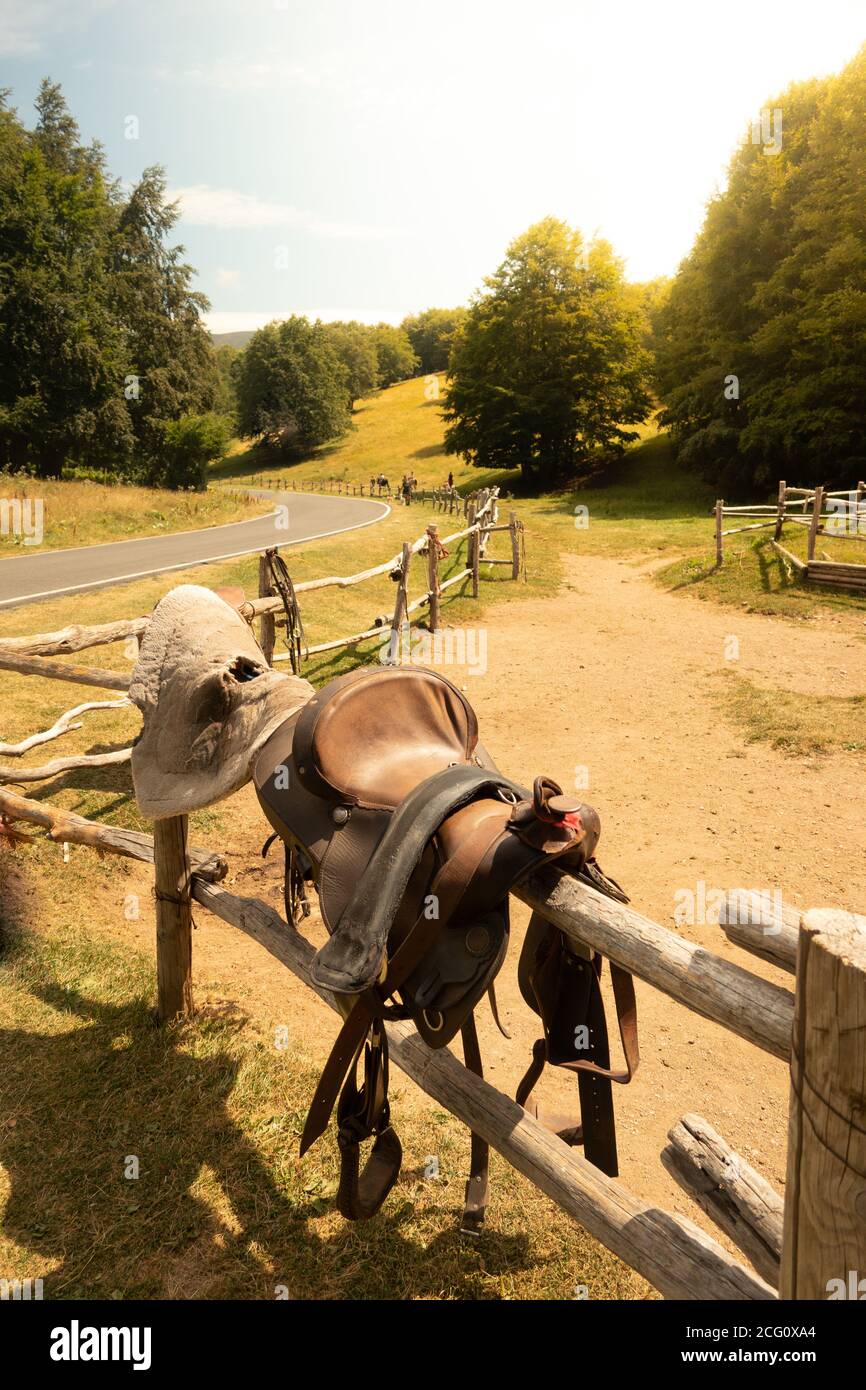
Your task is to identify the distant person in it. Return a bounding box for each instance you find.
[447,471,454,489]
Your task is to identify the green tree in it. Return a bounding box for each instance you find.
[323,320,379,406]
[212,344,239,423]
[109,166,218,479]
[0,83,132,478]
[654,45,866,494]
[372,324,418,387]
[233,317,350,455]
[150,412,231,491]
[401,307,467,374]
[443,218,652,486]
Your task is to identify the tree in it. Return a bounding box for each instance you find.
[0,82,222,486]
[233,317,350,455]
[109,165,218,479]
[0,83,132,477]
[150,413,231,491]
[372,324,418,387]
[401,307,467,375]
[654,45,866,494]
[323,321,379,406]
[212,344,239,424]
[442,218,652,486]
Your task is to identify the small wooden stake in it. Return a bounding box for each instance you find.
[781,909,866,1299]
[259,553,276,666]
[774,479,786,540]
[154,815,193,1022]
[807,486,824,561]
[468,502,479,597]
[509,510,520,579]
[715,500,724,567]
[426,526,441,632]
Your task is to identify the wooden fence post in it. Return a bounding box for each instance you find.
[807,485,824,561]
[780,910,866,1299]
[387,542,412,663]
[509,510,521,579]
[426,525,441,632]
[258,553,275,666]
[715,500,724,567]
[468,502,480,597]
[154,815,193,1022]
[774,479,787,540]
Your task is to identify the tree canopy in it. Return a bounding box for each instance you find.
[0,81,222,486]
[233,317,350,455]
[401,307,467,375]
[371,324,418,387]
[442,218,652,486]
[653,44,866,495]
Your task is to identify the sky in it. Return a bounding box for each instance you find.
[2,0,864,334]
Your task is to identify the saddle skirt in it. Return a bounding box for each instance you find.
[254,663,638,1225]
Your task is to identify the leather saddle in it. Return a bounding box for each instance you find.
[254,664,638,1228]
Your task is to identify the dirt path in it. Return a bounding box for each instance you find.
[101,552,866,1263]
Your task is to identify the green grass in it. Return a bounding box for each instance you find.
[718,673,866,757]
[0,899,648,1300]
[0,475,265,556]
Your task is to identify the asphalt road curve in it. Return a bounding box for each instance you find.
[0,490,391,610]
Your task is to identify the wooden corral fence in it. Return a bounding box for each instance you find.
[1,510,865,1300]
[714,480,866,592]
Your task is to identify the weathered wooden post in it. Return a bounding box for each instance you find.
[509,510,521,579]
[715,500,724,567]
[258,553,276,666]
[780,909,866,1300]
[774,480,787,540]
[468,502,480,598]
[154,815,193,1021]
[807,486,824,561]
[426,525,441,632]
[387,542,412,663]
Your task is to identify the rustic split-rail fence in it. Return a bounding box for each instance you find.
[0,490,864,1301]
[715,479,866,592]
[225,474,490,513]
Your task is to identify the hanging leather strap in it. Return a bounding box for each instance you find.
[335,1022,403,1221]
[515,919,640,1178]
[459,1015,489,1236]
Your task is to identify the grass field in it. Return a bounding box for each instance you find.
[0,476,266,556]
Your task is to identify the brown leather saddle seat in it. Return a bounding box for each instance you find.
[254,664,638,1227]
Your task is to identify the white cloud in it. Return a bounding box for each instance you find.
[0,0,114,56]
[216,267,241,288]
[169,184,399,241]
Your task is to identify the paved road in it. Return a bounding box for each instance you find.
[0,490,391,610]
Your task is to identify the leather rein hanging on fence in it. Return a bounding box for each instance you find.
[265,548,307,675]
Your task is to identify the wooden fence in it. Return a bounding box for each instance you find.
[1,498,865,1299]
[225,474,499,514]
[714,480,866,592]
